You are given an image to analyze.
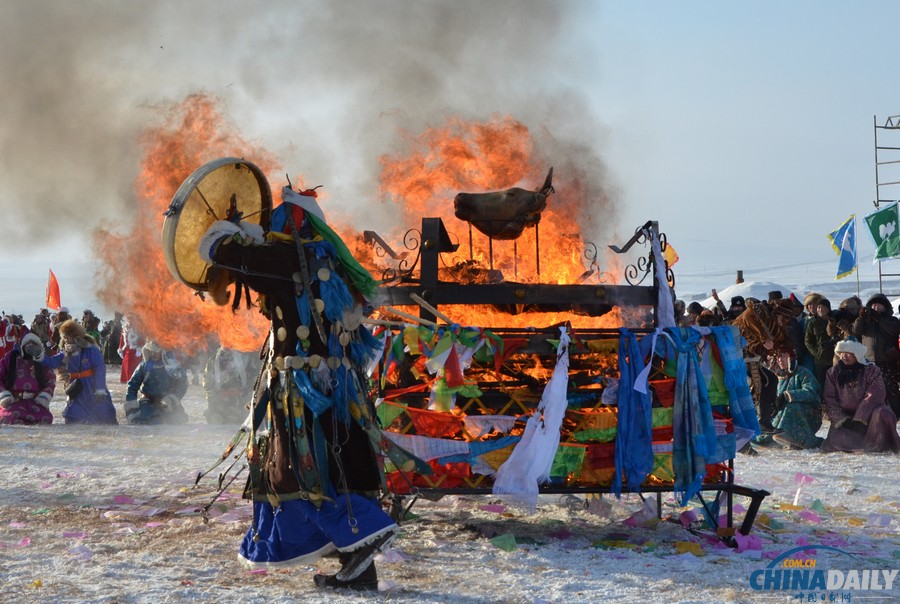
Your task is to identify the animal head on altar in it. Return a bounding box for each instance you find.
[453,168,554,240]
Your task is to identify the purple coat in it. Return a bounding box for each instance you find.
[821,362,900,453]
[0,348,56,424]
[44,345,117,424]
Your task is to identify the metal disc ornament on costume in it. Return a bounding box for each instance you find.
[162,157,272,291]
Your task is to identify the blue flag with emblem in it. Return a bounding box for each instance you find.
[827,215,857,280]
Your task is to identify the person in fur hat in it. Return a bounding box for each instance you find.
[0,333,56,425]
[821,339,900,454]
[766,348,823,450]
[732,299,794,434]
[852,293,900,418]
[193,182,427,591]
[804,297,839,388]
[48,307,71,354]
[41,319,117,424]
[123,341,188,424]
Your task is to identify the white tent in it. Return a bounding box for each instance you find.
[695,280,796,310]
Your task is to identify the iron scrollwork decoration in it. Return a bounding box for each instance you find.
[363,228,423,283]
[659,230,676,289]
[578,241,614,284]
[608,221,675,288]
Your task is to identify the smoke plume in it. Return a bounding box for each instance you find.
[0,1,615,270]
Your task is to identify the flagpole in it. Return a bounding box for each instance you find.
[853,213,860,298]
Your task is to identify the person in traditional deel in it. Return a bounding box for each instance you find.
[820,339,900,454]
[123,341,189,424]
[40,319,118,424]
[48,306,71,354]
[118,316,144,383]
[30,312,51,346]
[203,346,259,424]
[100,311,124,365]
[0,333,56,425]
[766,348,823,450]
[196,183,426,591]
[852,293,900,418]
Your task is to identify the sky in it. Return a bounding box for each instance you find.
[4,1,900,314]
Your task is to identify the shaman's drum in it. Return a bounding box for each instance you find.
[162,158,272,292]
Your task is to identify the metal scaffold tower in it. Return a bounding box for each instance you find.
[873,115,900,291]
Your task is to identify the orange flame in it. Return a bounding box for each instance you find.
[93,100,629,355]
[93,94,277,353]
[359,115,624,329]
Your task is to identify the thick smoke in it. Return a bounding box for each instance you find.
[0,0,615,256]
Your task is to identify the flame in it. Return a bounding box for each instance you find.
[361,115,625,329]
[93,100,630,354]
[93,94,277,353]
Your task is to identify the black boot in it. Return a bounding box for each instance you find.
[314,561,378,591]
[738,441,759,456]
[335,530,395,582]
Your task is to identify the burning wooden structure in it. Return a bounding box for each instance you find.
[365,216,770,544]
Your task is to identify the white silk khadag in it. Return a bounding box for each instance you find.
[491,327,571,508]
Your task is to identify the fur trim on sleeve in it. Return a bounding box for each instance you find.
[199,221,266,263]
[35,392,52,408]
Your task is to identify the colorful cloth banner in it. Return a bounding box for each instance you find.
[663,242,679,267]
[864,203,900,260]
[492,326,571,508]
[826,215,857,279]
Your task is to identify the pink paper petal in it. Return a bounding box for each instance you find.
[18,537,31,547]
[679,510,699,528]
[820,535,849,547]
[8,522,27,528]
[479,504,506,514]
[794,473,814,485]
[41,482,55,488]
[733,532,761,553]
[175,506,200,515]
[798,510,821,523]
[68,544,93,560]
[376,549,406,563]
[62,531,88,539]
[247,569,267,575]
[114,495,135,505]
[145,522,166,528]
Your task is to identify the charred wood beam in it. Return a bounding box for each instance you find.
[376,283,655,310]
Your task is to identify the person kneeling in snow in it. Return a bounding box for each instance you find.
[766,348,823,450]
[821,338,900,454]
[203,346,258,424]
[42,319,118,424]
[0,333,56,424]
[124,341,188,424]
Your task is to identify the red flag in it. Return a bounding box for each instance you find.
[46,269,61,311]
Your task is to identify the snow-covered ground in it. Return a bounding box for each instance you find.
[1,369,897,604]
